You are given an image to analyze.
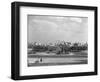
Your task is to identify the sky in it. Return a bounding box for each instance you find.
[28,15,88,44]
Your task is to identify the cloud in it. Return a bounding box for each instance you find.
[31,19,58,32]
[69,17,82,23]
[28,15,88,43]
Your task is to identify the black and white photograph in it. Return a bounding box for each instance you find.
[27,15,88,67]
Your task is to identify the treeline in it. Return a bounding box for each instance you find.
[28,41,88,54]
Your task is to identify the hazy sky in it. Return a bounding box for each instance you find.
[28,15,88,44]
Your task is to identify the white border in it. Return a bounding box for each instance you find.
[20,6,94,76]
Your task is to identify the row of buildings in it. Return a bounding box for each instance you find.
[28,41,88,54]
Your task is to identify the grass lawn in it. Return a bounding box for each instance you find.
[28,51,88,67]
